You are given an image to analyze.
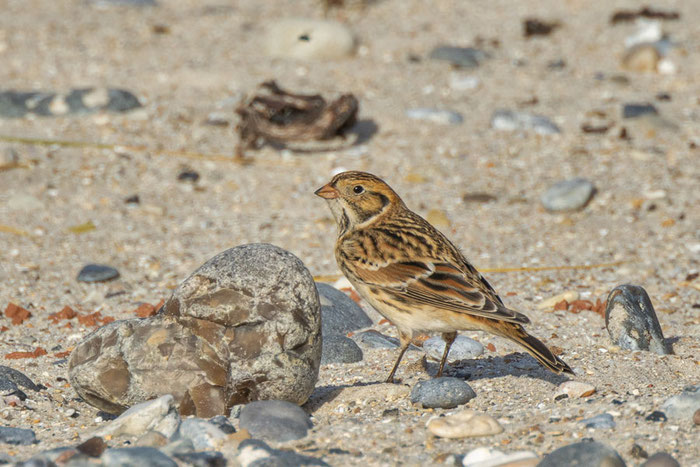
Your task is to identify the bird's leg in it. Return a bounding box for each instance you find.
[437,332,457,377]
[386,330,412,383]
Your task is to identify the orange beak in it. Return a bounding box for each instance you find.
[314,183,339,199]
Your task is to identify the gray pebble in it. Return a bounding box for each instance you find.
[173,418,227,451]
[490,109,561,134]
[428,46,487,68]
[0,426,37,445]
[239,400,312,442]
[353,330,399,349]
[580,413,616,429]
[321,335,363,364]
[77,264,120,283]
[541,178,596,212]
[207,415,235,434]
[423,335,483,363]
[641,452,681,467]
[0,365,40,392]
[410,377,476,409]
[660,385,700,420]
[623,103,658,119]
[645,411,667,422]
[406,108,463,125]
[538,440,625,467]
[101,447,177,467]
[317,283,372,338]
[0,89,141,119]
[605,284,670,355]
[173,451,226,467]
[237,439,329,467]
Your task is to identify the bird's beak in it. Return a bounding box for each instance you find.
[314,183,339,199]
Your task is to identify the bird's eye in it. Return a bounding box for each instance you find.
[353,185,365,194]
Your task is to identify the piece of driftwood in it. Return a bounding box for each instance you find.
[235,81,358,157]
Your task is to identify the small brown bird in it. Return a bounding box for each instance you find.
[315,171,573,382]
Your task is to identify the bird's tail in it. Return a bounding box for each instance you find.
[498,324,574,374]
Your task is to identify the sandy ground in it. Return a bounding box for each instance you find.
[0,0,699,464]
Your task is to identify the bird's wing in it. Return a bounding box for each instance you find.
[342,236,529,324]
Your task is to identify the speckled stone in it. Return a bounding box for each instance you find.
[101,447,177,467]
[321,335,364,364]
[410,377,476,409]
[239,400,312,442]
[537,440,625,467]
[0,426,37,445]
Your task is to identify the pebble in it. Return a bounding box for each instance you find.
[423,336,484,363]
[427,410,503,438]
[264,19,355,60]
[77,263,121,282]
[173,418,228,451]
[101,447,177,467]
[540,178,596,212]
[694,408,700,425]
[537,291,579,309]
[449,73,481,91]
[354,330,399,349]
[411,377,476,409]
[641,452,681,467]
[0,88,141,118]
[316,283,372,338]
[0,365,41,392]
[623,103,658,119]
[237,439,329,467]
[490,109,561,135]
[605,284,670,354]
[321,335,364,364]
[580,413,616,429]
[538,440,625,467]
[173,451,226,467]
[136,430,169,447]
[207,415,235,434]
[462,447,538,467]
[429,45,487,68]
[91,394,181,439]
[406,107,464,125]
[177,170,200,183]
[660,385,700,420]
[554,381,596,399]
[239,400,312,442]
[645,410,667,422]
[0,426,37,445]
[622,43,660,72]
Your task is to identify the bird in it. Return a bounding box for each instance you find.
[315,170,573,383]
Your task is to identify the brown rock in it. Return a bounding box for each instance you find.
[4,303,31,325]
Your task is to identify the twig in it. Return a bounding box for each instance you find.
[0,224,31,237]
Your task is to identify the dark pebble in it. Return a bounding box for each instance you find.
[523,18,559,37]
[0,365,41,391]
[538,440,625,467]
[77,436,108,457]
[173,451,226,467]
[321,335,363,364]
[0,426,37,445]
[207,415,235,434]
[124,194,140,204]
[77,264,120,283]
[237,439,329,467]
[239,400,312,442]
[630,443,649,459]
[317,283,372,338]
[101,447,177,467]
[623,103,658,119]
[410,377,476,409]
[645,411,667,422]
[177,170,200,183]
[641,452,681,467]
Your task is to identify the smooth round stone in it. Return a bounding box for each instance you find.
[462,447,537,467]
[410,377,476,409]
[553,381,596,400]
[580,413,616,429]
[0,426,37,445]
[239,400,312,442]
[406,108,463,125]
[423,336,483,363]
[101,447,177,467]
[660,385,700,420]
[77,264,120,282]
[429,46,487,68]
[321,335,363,364]
[538,441,625,467]
[605,284,670,354]
[264,18,355,60]
[541,178,595,212]
[641,453,681,467]
[427,410,502,438]
[317,283,372,338]
[490,109,561,135]
[622,44,661,72]
[623,103,658,119]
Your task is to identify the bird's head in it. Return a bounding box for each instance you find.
[315,171,403,233]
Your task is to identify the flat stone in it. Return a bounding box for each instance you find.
[410,377,476,409]
[537,440,625,467]
[580,413,616,429]
[0,365,41,391]
[429,46,488,68]
[427,410,503,438]
[101,447,177,467]
[641,452,681,467]
[406,108,463,125]
[462,447,538,467]
[554,381,596,399]
[354,330,399,349]
[423,335,484,363]
[0,88,141,118]
[623,103,658,119]
[490,109,561,135]
[321,335,363,364]
[605,284,670,354]
[173,418,227,451]
[237,439,329,467]
[0,426,37,445]
[264,19,355,60]
[77,264,120,283]
[541,178,596,212]
[660,385,700,420]
[91,394,181,439]
[316,283,372,338]
[173,451,226,467]
[239,400,312,442]
[645,411,667,422]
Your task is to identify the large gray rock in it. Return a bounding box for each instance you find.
[239,400,312,442]
[69,244,322,417]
